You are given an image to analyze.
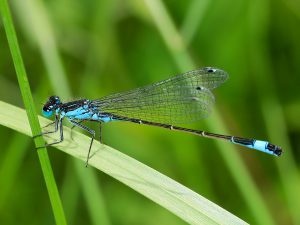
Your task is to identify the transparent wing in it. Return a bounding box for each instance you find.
[92,67,228,124]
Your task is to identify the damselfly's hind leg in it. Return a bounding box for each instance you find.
[70,120,83,140]
[33,115,59,138]
[70,121,103,143]
[69,120,95,167]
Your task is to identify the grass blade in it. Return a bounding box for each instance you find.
[0,1,66,224]
[0,100,248,225]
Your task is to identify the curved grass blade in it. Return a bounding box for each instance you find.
[0,100,248,225]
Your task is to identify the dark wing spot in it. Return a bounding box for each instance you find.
[207,68,216,73]
[196,86,202,90]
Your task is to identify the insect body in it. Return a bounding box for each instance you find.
[36,67,282,166]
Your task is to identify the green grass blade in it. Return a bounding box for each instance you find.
[0,100,248,225]
[11,0,112,223]
[0,1,67,224]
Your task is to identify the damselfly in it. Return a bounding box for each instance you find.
[35,67,282,166]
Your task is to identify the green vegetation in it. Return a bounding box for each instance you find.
[0,0,299,224]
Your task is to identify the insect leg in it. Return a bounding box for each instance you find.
[69,120,95,167]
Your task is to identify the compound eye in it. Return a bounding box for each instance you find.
[42,106,53,117]
[43,106,49,112]
[206,67,217,73]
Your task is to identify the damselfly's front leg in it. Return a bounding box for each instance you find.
[36,117,64,148]
[33,115,59,138]
[69,120,95,167]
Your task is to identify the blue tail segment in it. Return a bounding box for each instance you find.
[231,137,282,156]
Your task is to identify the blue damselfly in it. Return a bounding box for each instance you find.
[35,67,282,166]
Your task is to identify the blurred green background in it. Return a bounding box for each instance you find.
[1,0,300,224]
